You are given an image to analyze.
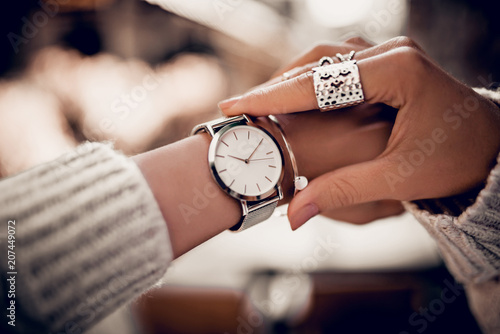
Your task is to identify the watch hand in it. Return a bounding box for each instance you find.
[249,157,274,161]
[228,155,246,162]
[247,138,263,161]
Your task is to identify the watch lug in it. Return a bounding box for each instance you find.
[277,185,284,200]
[240,200,249,217]
[243,114,253,123]
[191,124,216,137]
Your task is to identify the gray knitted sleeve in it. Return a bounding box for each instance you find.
[404,152,500,334]
[404,153,500,284]
[0,142,172,334]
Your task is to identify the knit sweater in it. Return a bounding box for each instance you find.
[0,143,172,334]
[1,91,499,333]
[404,157,500,333]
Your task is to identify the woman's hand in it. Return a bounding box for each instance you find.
[219,36,500,229]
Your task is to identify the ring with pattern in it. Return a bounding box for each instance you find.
[312,59,364,111]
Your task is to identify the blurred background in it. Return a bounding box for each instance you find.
[1,0,498,333]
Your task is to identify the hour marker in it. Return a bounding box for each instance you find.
[268,165,276,168]
[229,179,235,187]
[216,154,225,158]
[266,151,273,155]
[265,176,272,182]
[221,140,229,147]
[244,184,247,194]
[220,169,227,173]
[256,183,261,192]
[233,132,238,140]
[248,131,250,139]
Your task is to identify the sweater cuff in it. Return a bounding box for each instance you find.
[0,142,172,333]
[404,152,500,284]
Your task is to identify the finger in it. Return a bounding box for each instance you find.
[320,200,404,225]
[343,36,376,48]
[219,72,317,116]
[252,63,315,92]
[272,42,367,79]
[260,43,370,91]
[220,47,416,116]
[256,36,422,90]
[287,158,395,230]
[220,38,426,116]
[273,36,376,79]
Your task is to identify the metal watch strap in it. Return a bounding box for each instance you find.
[231,198,278,232]
[192,115,280,232]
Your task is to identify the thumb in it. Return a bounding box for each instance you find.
[288,158,393,230]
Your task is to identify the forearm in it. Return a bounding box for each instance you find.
[404,151,500,284]
[405,152,500,334]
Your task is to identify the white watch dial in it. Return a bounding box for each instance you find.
[214,125,283,197]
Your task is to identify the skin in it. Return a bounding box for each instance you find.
[219,36,500,230]
[132,108,399,258]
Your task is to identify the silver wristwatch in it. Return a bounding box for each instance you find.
[191,114,284,232]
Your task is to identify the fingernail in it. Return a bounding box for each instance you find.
[290,203,319,230]
[218,96,241,111]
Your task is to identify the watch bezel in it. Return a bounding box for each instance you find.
[208,120,285,202]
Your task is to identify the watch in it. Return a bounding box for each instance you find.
[191,114,285,232]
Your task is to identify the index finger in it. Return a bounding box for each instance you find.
[258,39,373,91]
[219,49,407,117]
[242,36,421,94]
[218,72,317,116]
[272,40,371,79]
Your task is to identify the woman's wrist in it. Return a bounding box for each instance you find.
[132,134,241,258]
[132,115,301,257]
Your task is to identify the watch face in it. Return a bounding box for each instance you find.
[210,124,283,199]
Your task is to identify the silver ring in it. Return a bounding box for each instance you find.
[312,53,364,111]
[336,50,356,63]
[318,56,335,66]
